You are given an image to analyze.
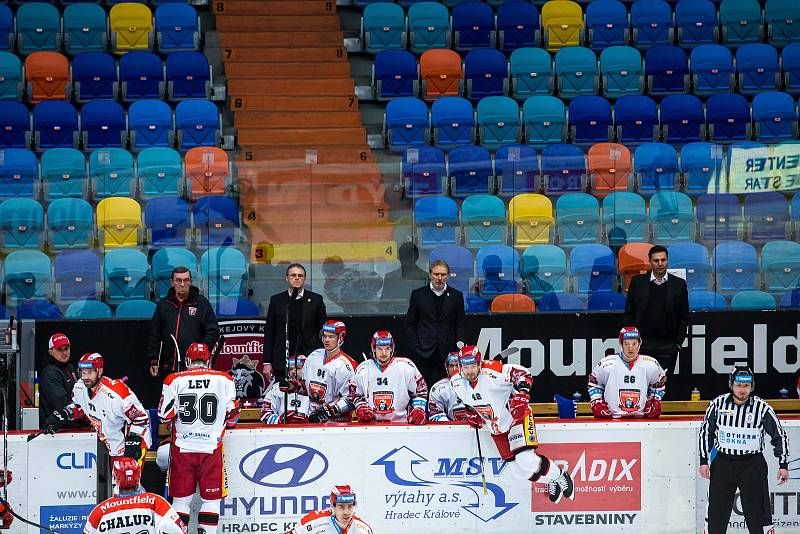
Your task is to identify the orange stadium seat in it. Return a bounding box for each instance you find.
[420,49,463,100]
[25,52,70,103]
[588,142,632,196]
[186,147,230,197]
[490,293,536,313]
[618,242,653,291]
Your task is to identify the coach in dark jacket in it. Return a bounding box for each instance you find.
[263,263,327,382]
[39,333,85,428]
[406,260,466,387]
[147,267,219,377]
[624,245,689,374]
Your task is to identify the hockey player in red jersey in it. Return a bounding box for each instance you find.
[428,352,468,422]
[83,457,186,534]
[452,345,576,504]
[353,331,428,424]
[158,342,240,534]
[0,470,13,529]
[283,485,373,534]
[304,321,361,423]
[261,354,312,424]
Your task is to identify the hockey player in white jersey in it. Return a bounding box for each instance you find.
[261,354,312,424]
[84,457,187,534]
[587,327,666,419]
[43,353,151,465]
[428,352,468,422]
[158,342,240,534]
[283,485,373,534]
[304,320,361,423]
[353,331,428,424]
[452,345,576,504]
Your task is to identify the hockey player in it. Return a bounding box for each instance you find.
[83,457,187,534]
[452,345,575,504]
[587,327,667,419]
[428,352,468,422]
[42,353,151,465]
[0,470,13,529]
[261,354,312,424]
[283,485,373,534]
[158,342,239,534]
[353,331,428,424]
[304,320,361,423]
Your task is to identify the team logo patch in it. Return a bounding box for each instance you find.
[372,392,395,415]
[188,306,197,316]
[309,382,327,403]
[745,413,755,424]
[618,389,641,413]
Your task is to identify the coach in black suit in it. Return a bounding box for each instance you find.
[405,259,466,387]
[263,263,327,382]
[624,245,689,374]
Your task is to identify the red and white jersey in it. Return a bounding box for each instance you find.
[71,377,151,456]
[158,367,239,453]
[83,492,186,534]
[588,353,667,417]
[284,510,373,534]
[260,382,313,424]
[450,361,532,435]
[428,377,467,422]
[302,349,358,408]
[355,357,428,422]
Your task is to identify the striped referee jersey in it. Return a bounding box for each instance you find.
[699,393,789,468]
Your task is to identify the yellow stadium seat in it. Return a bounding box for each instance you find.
[110,3,153,53]
[542,0,584,51]
[96,197,141,248]
[508,194,554,247]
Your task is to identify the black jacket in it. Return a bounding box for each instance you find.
[39,359,84,428]
[623,273,690,347]
[263,289,327,381]
[405,285,465,361]
[147,286,219,374]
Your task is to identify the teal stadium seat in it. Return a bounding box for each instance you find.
[408,3,450,54]
[17,3,61,55]
[570,243,616,294]
[201,247,247,300]
[116,299,157,319]
[0,52,22,100]
[152,247,198,298]
[600,46,644,99]
[461,194,507,248]
[65,300,113,319]
[104,248,150,304]
[602,192,649,247]
[90,148,136,199]
[510,48,553,99]
[761,240,800,294]
[4,249,51,301]
[0,198,43,249]
[766,0,800,46]
[649,191,695,243]
[477,96,521,149]
[556,193,600,247]
[555,46,599,99]
[720,0,763,45]
[47,198,93,249]
[363,3,406,54]
[41,148,88,200]
[689,290,727,310]
[138,147,183,197]
[523,95,566,148]
[681,142,725,195]
[521,244,567,299]
[730,290,777,310]
[64,4,108,54]
[414,196,459,248]
[668,242,712,290]
[714,240,759,293]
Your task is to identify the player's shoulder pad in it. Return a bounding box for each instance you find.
[639,354,659,365]
[148,492,174,514]
[352,517,373,533]
[299,510,331,526]
[101,377,132,398]
[429,378,450,393]
[598,354,618,367]
[307,348,326,360]
[481,360,503,373]
[355,360,370,373]
[392,356,417,368]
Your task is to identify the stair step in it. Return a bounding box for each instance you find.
[217,15,340,32]
[222,47,347,63]
[235,111,363,128]
[220,31,343,48]
[225,62,350,79]
[238,127,366,146]
[228,78,354,96]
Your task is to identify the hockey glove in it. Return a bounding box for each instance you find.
[123,434,144,461]
[279,379,302,394]
[465,409,485,429]
[308,404,337,424]
[509,392,531,422]
[407,407,427,425]
[280,411,309,425]
[0,503,12,529]
[0,471,11,487]
[42,407,73,434]
[356,404,375,423]
[643,397,661,419]
[590,399,613,419]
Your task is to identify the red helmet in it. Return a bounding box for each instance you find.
[287,354,307,368]
[78,353,104,370]
[458,345,481,367]
[371,331,394,356]
[320,320,346,344]
[111,457,141,490]
[187,342,211,363]
[619,326,641,344]
[330,485,356,506]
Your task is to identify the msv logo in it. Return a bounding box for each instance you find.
[239,444,328,488]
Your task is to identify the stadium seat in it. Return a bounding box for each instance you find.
[120,51,165,100]
[542,0,584,52]
[508,193,554,247]
[681,142,725,195]
[555,46,599,99]
[634,143,679,194]
[781,289,800,309]
[402,146,446,196]
[215,298,259,317]
[166,51,210,100]
[186,146,229,198]
[588,142,632,195]
[720,0,764,45]
[570,243,616,294]
[431,97,474,149]
[17,3,61,55]
[497,1,541,51]
[736,44,780,95]
[696,193,743,241]
[794,192,800,235]
[152,247,197,298]
[385,97,429,151]
[0,102,31,149]
[25,52,70,103]
[64,4,108,54]
[689,289,727,310]
[603,192,649,247]
[145,196,190,247]
[54,250,101,303]
[155,4,199,53]
[783,44,800,95]
[675,0,718,47]
[0,5,11,52]
[617,242,652,290]
[65,300,113,319]
[4,250,51,301]
[586,0,629,50]
[523,95,566,148]
[538,291,585,311]
[761,240,800,294]
[116,299,157,318]
[669,242,712,290]
[645,46,689,97]
[414,196,459,248]
[541,143,587,194]
[713,240,759,293]
[649,191,695,243]
[408,2,450,54]
[194,195,239,248]
[587,292,625,311]
[495,144,539,195]
[631,0,673,49]
[47,197,93,249]
[373,50,418,100]
[72,52,118,102]
[568,95,613,146]
[96,197,141,248]
[82,100,127,149]
[420,49,463,100]
[521,244,567,298]
[556,192,600,247]
[475,244,521,297]
[110,3,153,53]
[0,52,22,101]
[176,100,220,150]
[138,147,183,197]
[448,145,493,197]
[661,95,705,145]
[201,247,247,300]
[429,244,473,292]
[0,197,43,249]
[490,293,535,313]
[33,101,78,150]
[41,147,87,199]
[744,191,790,243]
[509,48,553,99]
[615,95,659,145]
[752,92,798,142]
[706,94,751,143]
[477,96,521,149]
[464,48,508,100]
[461,194,506,247]
[104,248,149,303]
[362,3,406,54]
[601,46,643,99]
[90,148,135,199]
[766,0,800,46]
[690,45,734,96]
[0,148,38,198]
[129,100,174,151]
[452,2,495,51]
[731,290,777,310]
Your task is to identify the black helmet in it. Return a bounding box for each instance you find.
[729,366,755,391]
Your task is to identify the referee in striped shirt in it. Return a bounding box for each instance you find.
[698,366,789,534]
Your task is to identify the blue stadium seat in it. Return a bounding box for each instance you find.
[556,192,600,247]
[155,4,199,53]
[201,247,247,300]
[82,100,127,149]
[688,289,727,310]
[464,48,508,100]
[669,242,712,290]
[523,95,566,148]
[90,148,135,199]
[649,191,695,243]
[215,298,259,317]
[176,100,219,150]
[54,250,100,303]
[373,50,418,100]
[477,96,521,149]
[720,0,764,45]
[681,142,725,195]
[145,196,190,247]
[429,244,473,292]
[414,196,459,248]
[690,45,734,96]
[72,52,118,102]
[47,197,93,249]
[41,148,87,199]
[706,94,751,143]
[794,192,800,235]
[34,101,79,150]
[4,250,51,301]
[696,193,743,241]
[761,240,800,294]
[675,0,718,48]
[603,192,649,246]
[631,0,674,49]
[586,0,629,51]
[588,292,626,311]
[402,146,446,196]
[781,289,800,309]
[495,144,539,195]
[0,102,31,149]
[453,2,495,51]
[0,52,22,100]
[385,97,429,152]
[152,247,198,298]
[744,191,790,242]
[461,194,506,247]
[570,243,616,294]
[645,46,689,97]
[509,48,553,99]
[64,4,108,54]
[601,46,643,99]
[713,241,759,293]
[497,1,541,51]
[129,100,174,150]
[615,95,659,145]
[661,95,705,145]
[65,300,113,319]
[17,3,61,55]
[752,91,798,142]
[166,51,210,100]
[104,248,150,303]
[737,44,780,95]
[194,195,239,248]
[475,245,521,297]
[363,3,407,54]
[0,198,43,249]
[14,301,57,319]
[541,143,587,194]
[634,142,679,194]
[568,95,613,146]
[783,44,800,95]
[448,145,493,197]
[0,5,11,51]
[120,52,165,100]
[539,291,586,311]
[521,244,567,298]
[555,46,599,99]
[431,97,475,149]
[465,295,489,312]
[730,290,777,310]
[0,148,38,198]
[138,147,183,197]
[766,0,800,46]
[408,2,450,54]
[116,299,157,319]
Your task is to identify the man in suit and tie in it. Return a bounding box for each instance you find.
[405,260,466,388]
[624,245,689,375]
[263,263,327,385]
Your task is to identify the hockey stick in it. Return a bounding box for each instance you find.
[464,405,488,495]
[169,334,181,371]
[26,430,44,443]
[155,340,163,376]
[455,342,520,362]
[210,335,226,369]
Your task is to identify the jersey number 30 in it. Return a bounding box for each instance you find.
[178,393,218,424]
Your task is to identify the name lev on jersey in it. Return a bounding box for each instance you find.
[428,378,467,422]
[84,493,186,534]
[588,354,666,417]
[302,349,358,409]
[284,510,373,534]
[355,357,427,422]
